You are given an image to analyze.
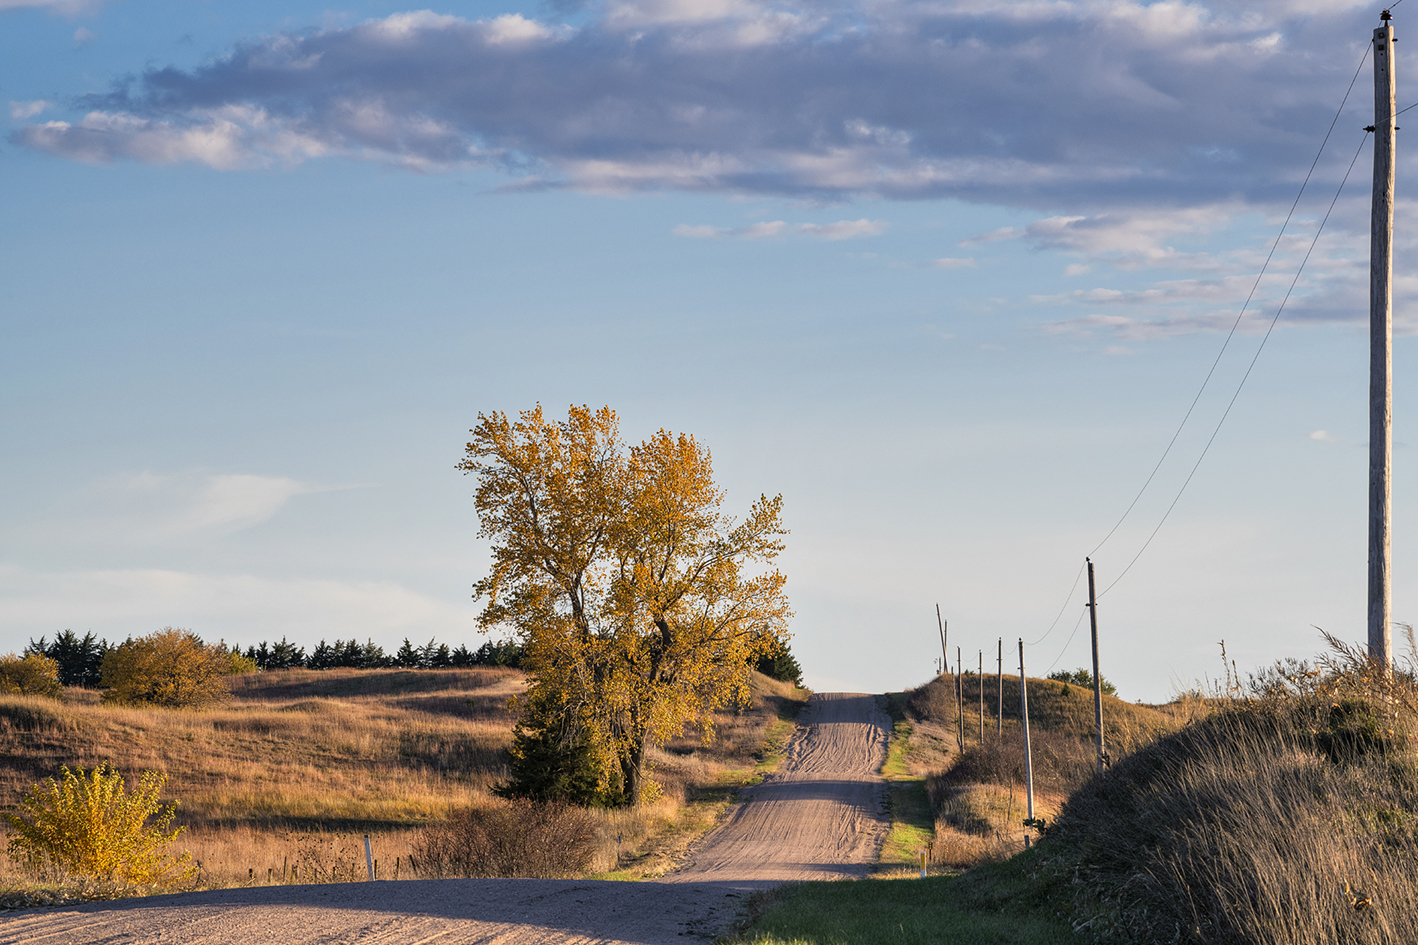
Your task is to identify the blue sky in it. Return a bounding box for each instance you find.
[2,0,1414,700]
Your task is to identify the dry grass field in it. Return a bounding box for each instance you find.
[888,673,1193,871]
[0,666,808,894]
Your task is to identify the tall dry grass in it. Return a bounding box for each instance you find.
[904,672,1184,867]
[1040,640,1418,944]
[0,666,807,890]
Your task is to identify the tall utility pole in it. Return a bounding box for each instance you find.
[1019,639,1034,846]
[936,604,949,675]
[1370,11,1397,670]
[1085,558,1106,775]
[975,647,986,743]
[996,638,1003,736]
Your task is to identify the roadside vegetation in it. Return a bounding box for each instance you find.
[742,638,1418,945]
[0,661,805,902]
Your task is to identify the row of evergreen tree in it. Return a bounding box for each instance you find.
[26,628,800,688]
[243,636,524,671]
[24,630,524,687]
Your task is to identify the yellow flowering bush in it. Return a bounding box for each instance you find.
[5,764,195,886]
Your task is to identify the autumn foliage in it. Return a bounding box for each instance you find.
[6,764,194,886]
[0,653,64,699]
[100,627,233,708]
[460,405,792,804]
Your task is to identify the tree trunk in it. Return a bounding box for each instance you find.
[622,734,647,805]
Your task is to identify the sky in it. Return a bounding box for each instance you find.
[3,0,1417,702]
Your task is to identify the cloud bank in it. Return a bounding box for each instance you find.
[10,1,1387,206]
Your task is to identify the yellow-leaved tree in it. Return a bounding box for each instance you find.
[100,627,232,708]
[460,405,791,804]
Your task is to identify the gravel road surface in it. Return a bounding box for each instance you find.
[1,692,891,945]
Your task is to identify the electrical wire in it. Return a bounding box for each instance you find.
[1046,606,1090,674]
[1025,562,1086,647]
[1097,130,1373,599]
[1083,43,1371,562]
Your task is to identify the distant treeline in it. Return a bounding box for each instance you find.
[27,629,800,686]
[241,636,524,671]
[25,630,523,686]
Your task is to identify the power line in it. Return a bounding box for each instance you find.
[1026,562,1085,647]
[1098,130,1372,599]
[1084,44,1371,562]
[1024,42,1374,643]
[1046,606,1090,674]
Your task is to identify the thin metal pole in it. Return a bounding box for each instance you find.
[1019,638,1034,847]
[1370,13,1396,670]
[1086,558,1106,776]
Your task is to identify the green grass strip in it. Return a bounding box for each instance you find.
[733,854,1077,945]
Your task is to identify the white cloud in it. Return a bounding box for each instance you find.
[8,100,52,120]
[1043,312,1241,341]
[181,474,315,531]
[0,564,472,646]
[1309,430,1336,442]
[741,220,788,239]
[799,219,887,240]
[673,219,885,240]
[72,470,347,541]
[11,3,1379,207]
[673,223,727,238]
[481,14,563,46]
[0,0,103,13]
[933,257,976,269]
[72,26,96,47]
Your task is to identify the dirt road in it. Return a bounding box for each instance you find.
[0,693,891,945]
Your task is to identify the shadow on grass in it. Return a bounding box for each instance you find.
[731,848,1077,945]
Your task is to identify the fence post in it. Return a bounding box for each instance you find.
[364,835,375,881]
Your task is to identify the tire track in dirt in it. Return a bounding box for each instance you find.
[0,692,891,945]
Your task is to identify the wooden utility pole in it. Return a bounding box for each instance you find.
[1086,558,1106,776]
[957,645,965,750]
[978,650,985,743]
[1019,639,1035,846]
[996,638,1003,736]
[937,605,949,675]
[1370,12,1396,670]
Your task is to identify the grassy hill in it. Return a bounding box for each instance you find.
[744,646,1418,945]
[0,666,807,892]
[883,672,1192,869]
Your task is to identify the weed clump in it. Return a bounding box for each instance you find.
[411,799,597,878]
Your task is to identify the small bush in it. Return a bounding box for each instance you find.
[411,799,597,878]
[6,764,194,886]
[222,648,260,675]
[100,627,231,708]
[1047,668,1117,696]
[0,653,63,699]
